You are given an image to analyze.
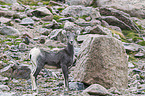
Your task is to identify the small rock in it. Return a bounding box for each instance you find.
[90,25,112,36]
[123,43,141,53]
[59,17,75,22]
[20,17,34,26]
[133,68,141,74]
[12,78,19,83]
[77,35,87,42]
[14,19,21,23]
[41,15,53,21]
[39,38,45,44]
[0,92,17,96]
[75,18,91,26]
[82,84,111,96]
[108,87,122,95]
[0,26,20,36]
[128,62,135,68]
[12,3,24,11]
[38,28,51,36]
[90,19,101,26]
[1,0,17,4]
[85,16,91,21]
[49,29,62,39]
[61,5,101,19]
[0,17,11,24]
[138,84,145,91]
[64,21,83,32]
[0,85,10,91]
[32,7,53,16]
[134,52,144,58]
[69,82,85,91]
[18,43,27,51]
[32,16,40,21]
[0,75,8,82]
[113,34,121,40]
[107,25,122,32]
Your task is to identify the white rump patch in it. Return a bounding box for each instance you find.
[30,47,41,74]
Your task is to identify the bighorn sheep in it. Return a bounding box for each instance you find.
[29,32,74,92]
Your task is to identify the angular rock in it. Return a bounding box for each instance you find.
[100,16,132,30]
[100,7,140,32]
[13,12,27,19]
[32,7,53,17]
[71,34,128,90]
[12,65,31,79]
[0,64,31,79]
[65,0,94,6]
[93,0,145,18]
[59,17,75,22]
[0,75,9,82]
[64,21,83,32]
[75,18,91,26]
[61,5,100,19]
[49,29,66,42]
[123,43,145,53]
[12,3,24,11]
[75,18,101,26]
[0,10,15,17]
[134,52,144,58]
[82,84,111,96]
[38,28,52,36]
[131,17,145,30]
[0,85,10,91]
[0,92,17,96]
[0,0,17,4]
[107,25,122,32]
[128,62,135,68]
[20,17,35,25]
[0,17,11,24]
[90,25,112,36]
[77,35,88,42]
[45,39,66,48]
[41,15,53,21]
[69,82,85,91]
[0,26,20,35]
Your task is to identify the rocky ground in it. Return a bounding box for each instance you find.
[0,0,145,96]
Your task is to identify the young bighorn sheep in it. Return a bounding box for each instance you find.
[29,32,74,91]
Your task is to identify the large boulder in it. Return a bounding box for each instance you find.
[71,34,128,90]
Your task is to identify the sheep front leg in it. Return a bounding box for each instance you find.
[61,64,69,91]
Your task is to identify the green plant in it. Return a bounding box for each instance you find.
[0,1,11,5]
[138,41,145,46]
[53,15,63,22]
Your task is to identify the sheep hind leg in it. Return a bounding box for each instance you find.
[30,61,44,93]
[30,73,37,91]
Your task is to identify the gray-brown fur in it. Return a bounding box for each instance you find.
[30,32,74,91]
